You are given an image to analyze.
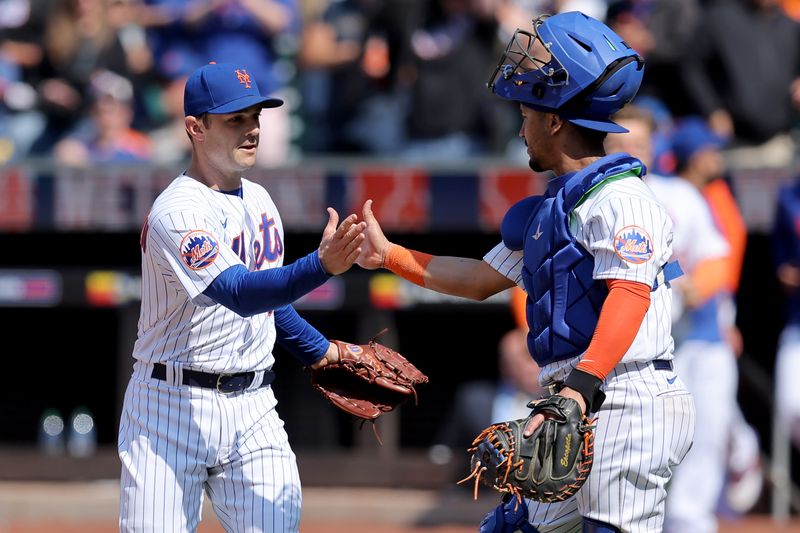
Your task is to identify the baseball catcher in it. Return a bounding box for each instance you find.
[310,329,428,423]
[459,395,595,504]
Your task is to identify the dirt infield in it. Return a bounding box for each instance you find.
[0,483,797,532]
[4,517,800,532]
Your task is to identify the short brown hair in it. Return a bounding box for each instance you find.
[611,104,656,133]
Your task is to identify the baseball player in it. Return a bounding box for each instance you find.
[662,118,752,533]
[117,62,365,532]
[357,12,695,532]
[773,180,800,448]
[605,106,736,533]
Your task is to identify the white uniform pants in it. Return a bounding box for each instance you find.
[524,361,696,533]
[776,325,800,444]
[118,362,301,532]
[665,340,738,533]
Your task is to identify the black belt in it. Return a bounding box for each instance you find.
[152,363,275,395]
[652,360,673,371]
[549,359,673,394]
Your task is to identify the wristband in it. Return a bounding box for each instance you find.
[564,368,606,413]
[383,244,433,287]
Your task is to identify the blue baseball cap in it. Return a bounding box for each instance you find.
[183,62,283,117]
[671,116,727,165]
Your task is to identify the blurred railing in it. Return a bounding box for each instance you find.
[0,154,797,233]
[0,156,542,233]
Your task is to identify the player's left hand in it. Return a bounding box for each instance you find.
[310,341,340,370]
[523,386,586,437]
[318,207,366,275]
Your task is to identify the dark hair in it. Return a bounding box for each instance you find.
[572,123,608,149]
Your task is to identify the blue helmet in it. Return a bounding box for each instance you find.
[488,11,644,133]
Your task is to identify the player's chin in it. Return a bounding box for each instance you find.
[235,147,258,167]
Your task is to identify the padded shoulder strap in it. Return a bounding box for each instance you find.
[563,153,645,211]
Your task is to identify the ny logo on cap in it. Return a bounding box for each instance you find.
[235,69,252,89]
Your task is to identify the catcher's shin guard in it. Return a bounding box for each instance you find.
[479,494,540,533]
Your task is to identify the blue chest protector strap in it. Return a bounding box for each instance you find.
[654,260,684,289]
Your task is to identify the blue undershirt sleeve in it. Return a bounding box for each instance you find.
[202,250,331,317]
[274,304,329,366]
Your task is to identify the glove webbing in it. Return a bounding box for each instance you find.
[458,423,524,500]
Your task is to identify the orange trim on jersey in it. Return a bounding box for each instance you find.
[703,179,747,292]
[576,279,651,380]
[383,244,433,287]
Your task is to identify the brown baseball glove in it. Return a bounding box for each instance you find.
[310,330,428,422]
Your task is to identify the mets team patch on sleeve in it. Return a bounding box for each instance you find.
[180,230,219,270]
[613,225,654,264]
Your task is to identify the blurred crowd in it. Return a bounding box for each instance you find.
[1,0,800,168]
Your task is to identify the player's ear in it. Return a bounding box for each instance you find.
[547,113,565,135]
[185,116,205,141]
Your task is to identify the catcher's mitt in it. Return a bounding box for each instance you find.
[459,395,595,504]
[310,330,428,423]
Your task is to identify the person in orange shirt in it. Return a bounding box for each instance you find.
[665,117,763,529]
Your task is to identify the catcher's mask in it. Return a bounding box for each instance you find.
[488,11,644,133]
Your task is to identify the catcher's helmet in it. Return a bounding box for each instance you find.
[488,11,644,133]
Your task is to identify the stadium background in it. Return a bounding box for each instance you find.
[0,158,798,531]
[2,0,800,527]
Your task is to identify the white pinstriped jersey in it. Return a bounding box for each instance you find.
[485,175,675,384]
[134,175,284,374]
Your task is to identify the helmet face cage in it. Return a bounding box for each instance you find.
[487,15,568,92]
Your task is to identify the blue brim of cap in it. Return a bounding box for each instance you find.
[206,95,284,114]
[567,116,629,134]
[521,103,629,133]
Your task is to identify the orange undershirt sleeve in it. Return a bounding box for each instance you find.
[690,256,730,303]
[703,179,747,292]
[383,244,433,287]
[574,279,652,380]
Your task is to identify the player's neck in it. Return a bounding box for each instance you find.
[554,154,605,176]
[185,159,243,191]
[552,138,605,176]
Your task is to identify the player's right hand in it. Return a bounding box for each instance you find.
[318,208,366,275]
[356,199,391,270]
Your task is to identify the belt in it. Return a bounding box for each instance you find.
[548,359,673,394]
[151,363,275,395]
[652,360,673,371]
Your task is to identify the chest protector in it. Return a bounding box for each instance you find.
[501,154,644,367]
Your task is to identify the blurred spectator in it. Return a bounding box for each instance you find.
[428,324,545,467]
[680,0,800,167]
[296,0,407,154]
[667,117,760,533]
[53,69,152,166]
[783,0,800,20]
[771,178,800,448]
[0,0,53,161]
[671,116,764,522]
[606,107,762,533]
[145,63,191,166]
[606,0,701,118]
[495,0,607,44]
[32,0,134,154]
[400,0,504,160]
[139,0,300,165]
